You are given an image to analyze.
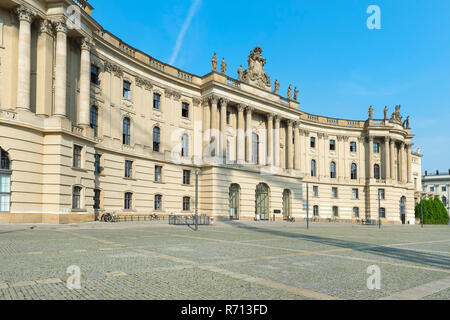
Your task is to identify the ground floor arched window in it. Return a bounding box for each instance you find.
[282,189,291,219]
[229,184,240,219]
[0,148,11,212]
[313,205,319,216]
[255,183,269,220]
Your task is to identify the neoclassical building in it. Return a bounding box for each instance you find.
[0,0,421,224]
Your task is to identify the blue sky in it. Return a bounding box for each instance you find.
[89,0,450,172]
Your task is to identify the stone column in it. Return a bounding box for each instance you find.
[79,38,92,127]
[266,113,274,166]
[286,120,293,169]
[405,143,411,183]
[294,122,301,170]
[385,137,390,180]
[54,18,68,117]
[202,98,211,157]
[15,6,36,111]
[236,104,245,164]
[245,107,253,163]
[368,136,374,179]
[219,98,228,159]
[210,96,219,155]
[398,142,404,182]
[390,139,395,180]
[274,116,280,167]
[36,19,54,116]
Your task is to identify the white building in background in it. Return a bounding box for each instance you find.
[422,170,450,213]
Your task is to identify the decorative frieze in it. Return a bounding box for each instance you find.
[53,17,67,34]
[104,60,123,78]
[38,19,54,35]
[135,76,153,90]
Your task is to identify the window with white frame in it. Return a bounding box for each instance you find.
[73,145,82,168]
[123,80,131,99]
[155,165,162,182]
[0,148,11,212]
[352,188,359,199]
[154,194,162,210]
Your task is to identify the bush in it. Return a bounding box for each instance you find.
[415,197,449,225]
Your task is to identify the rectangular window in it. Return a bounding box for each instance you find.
[182,102,189,118]
[93,189,101,210]
[183,170,191,185]
[443,186,447,192]
[0,174,11,212]
[310,137,316,148]
[123,80,131,99]
[154,194,162,210]
[124,192,132,210]
[153,93,160,110]
[332,187,338,198]
[125,160,133,178]
[379,207,386,218]
[373,142,380,153]
[430,186,435,192]
[329,139,336,151]
[94,153,102,174]
[353,207,359,218]
[73,145,82,168]
[378,188,385,200]
[313,186,319,197]
[332,206,339,217]
[90,64,99,85]
[72,186,81,209]
[313,205,319,216]
[155,166,162,182]
[183,196,190,211]
[350,142,357,152]
[226,111,231,125]
[90,106,98,137]
[352,188,359,199]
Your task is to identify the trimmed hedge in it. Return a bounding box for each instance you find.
[415,197,449,225]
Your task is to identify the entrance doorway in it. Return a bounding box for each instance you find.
[255,183,269,220]
[229,184,240,220]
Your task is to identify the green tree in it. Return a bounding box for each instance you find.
[415,197,449,225]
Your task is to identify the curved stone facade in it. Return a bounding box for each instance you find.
[0,0,421,224]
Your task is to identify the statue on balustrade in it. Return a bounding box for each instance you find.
[211,52,217,72]
[293,87,299,101]
[368,106,374,119]
[403,116,410,129]
[237,65,243,81]
[384,106,388,120]
[221,57,227,74]
[240,45,272,91]
[287,84,292,100]
[390,105,403,124]
[273,80,280,94]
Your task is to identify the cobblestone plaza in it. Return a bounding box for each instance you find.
[0,221,448,300]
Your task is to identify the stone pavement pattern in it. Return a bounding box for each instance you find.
[0,221,449,300]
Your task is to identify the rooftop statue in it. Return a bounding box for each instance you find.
[237,65,243,81]
[368,106,374,119]
[211,52,217,72]
[403,116,410,129]
[273,79,280,94]
[241,45,272,91]
[390,105,403,124]
[287,84,292,100]
[293,87,299,101]
[221,57,227,74]
[384,106,388,120]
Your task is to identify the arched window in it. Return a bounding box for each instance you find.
[311,160,316,177]
[251,132,259,164]
[282,189,291,219]
[90,105,98,137]
[374,164,380,179]
[122,117,130,145]
[72,186,82,209]
[181,133,189,157]
[154,194,162,211]
[442,196,447,207]
[255,183,269,220]
[0,148,11,212]
[229,184,240,219]
[351,163,357,180]
[313,205,319,216]
[330,161,336,179]
[153,126,160,152]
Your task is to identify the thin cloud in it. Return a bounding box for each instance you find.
[169,0,202,65]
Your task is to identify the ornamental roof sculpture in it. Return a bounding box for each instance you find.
[241,45,272,91]
[390,105,403,124]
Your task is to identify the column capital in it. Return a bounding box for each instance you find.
[267,113,274,121]
[274,114,280,122]
[368,136,374,142]
[15,6,36,23]
[246,106,254,113]
[219,97,229,106]
[209,95,219,105]
[38,19,54,35]
[286,119,293,127]
[53,17,68,34]
[80,37,94,51]
[237,103,246,112]
[294,120,301,128]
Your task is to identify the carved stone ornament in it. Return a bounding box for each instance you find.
[192,97,201,106]
[136,77,153,90]
[15,6,36,23]
[241,45,272,91]
[81,37,93,51]
[390,105,403,124]
[53,17,68,33]
[38,19,54,35]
